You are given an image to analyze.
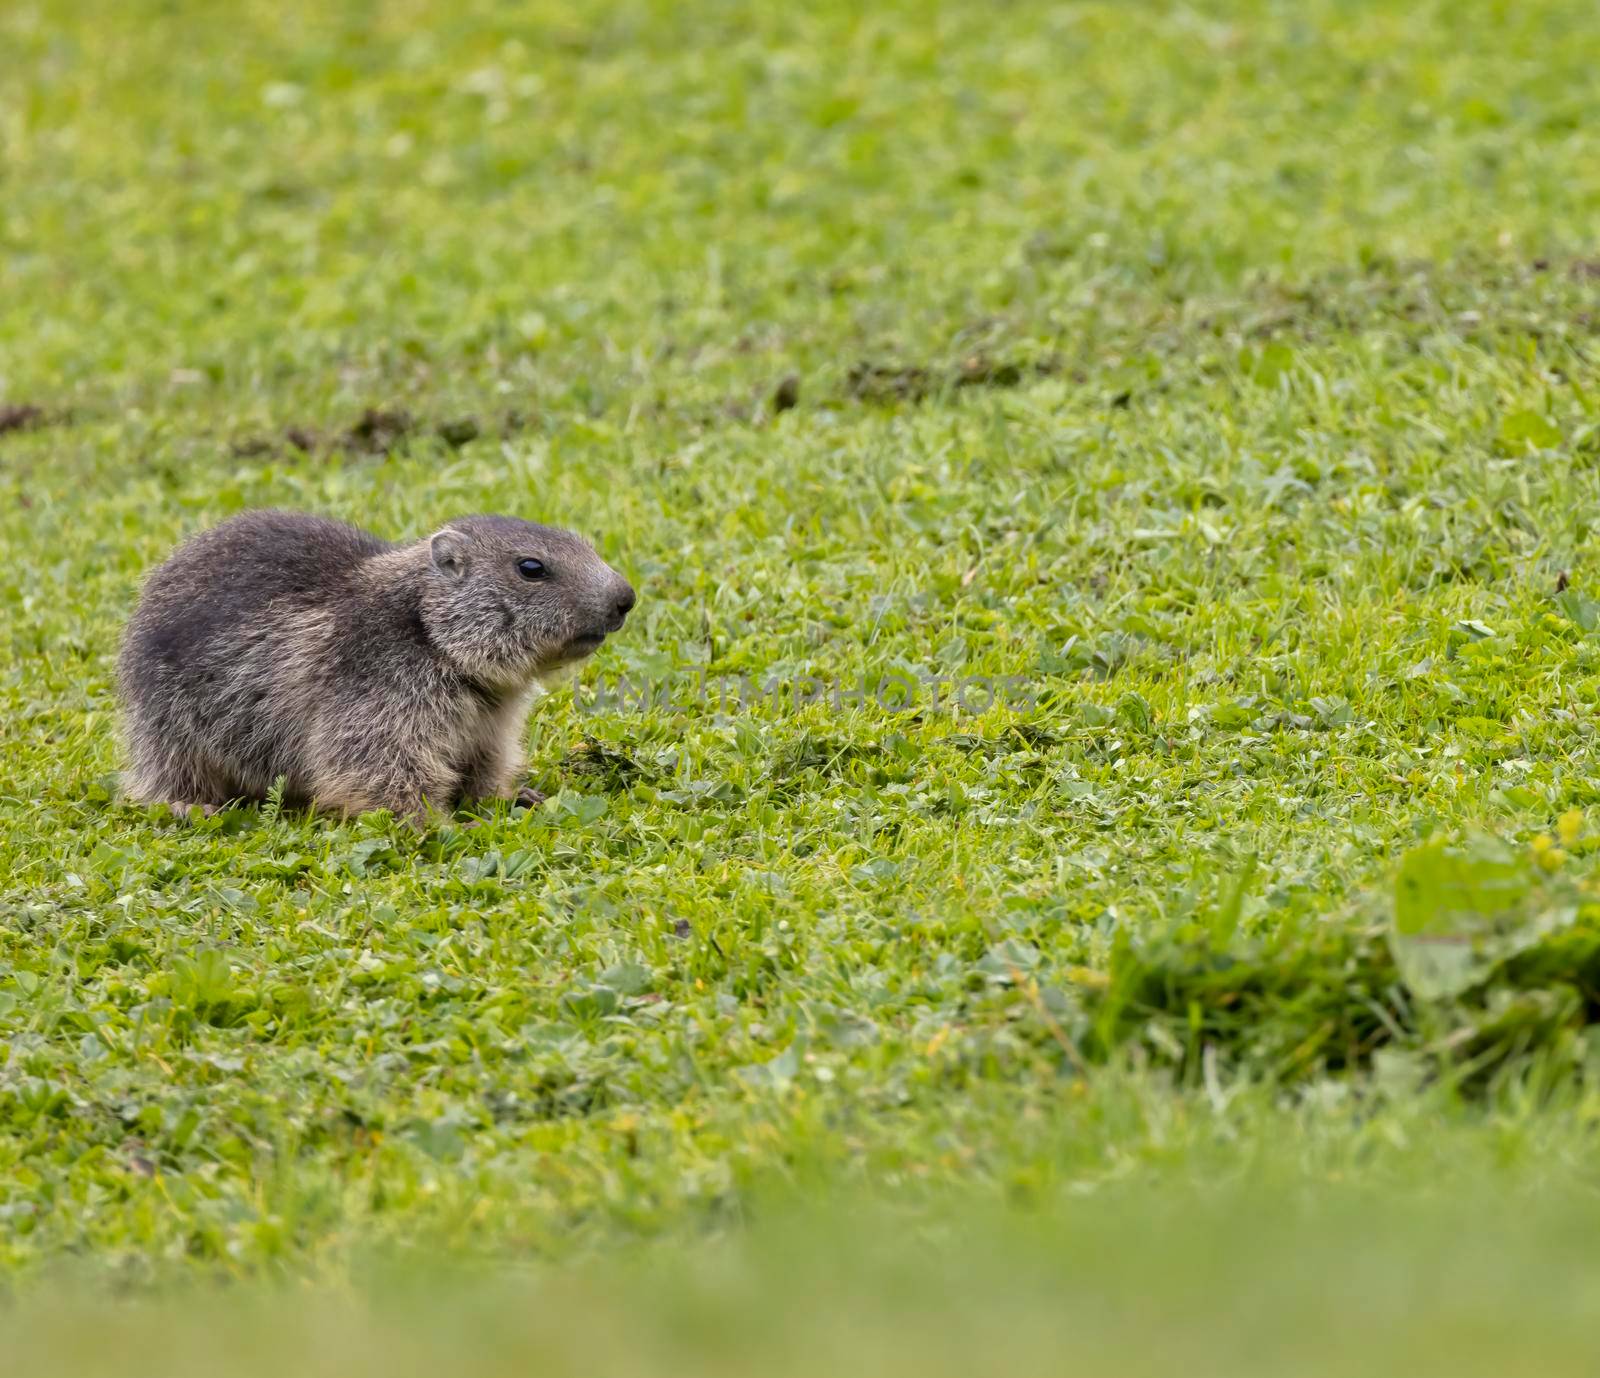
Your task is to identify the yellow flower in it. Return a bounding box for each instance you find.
[1532,834,1568,871]
[1559,809,1584,847]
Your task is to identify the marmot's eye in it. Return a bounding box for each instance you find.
[516,557,547,581]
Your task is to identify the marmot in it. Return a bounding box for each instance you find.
[117,510,636,821]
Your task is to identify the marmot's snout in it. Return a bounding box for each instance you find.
[564,568,635,658]
[603,576,637,633]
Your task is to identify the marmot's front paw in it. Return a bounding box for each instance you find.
[514,786,546,809]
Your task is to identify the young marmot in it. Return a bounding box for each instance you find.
[117,510,636,821]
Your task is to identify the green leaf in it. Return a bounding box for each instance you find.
[1211,699,1258,730]
[1240,342,1295,386]
[740,1044,801,1089]
[1389,832,1577,999]
[339,837,401,876]
[550,792,609,825]
[1498,408,1562,453]
[976,940,1042,984]
[1116,691,1153,733]
[403,1116,467,1162]
[597,961,652,997]
[1556,589,1600,631]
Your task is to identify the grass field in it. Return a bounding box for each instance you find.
[6,0,1600,1361]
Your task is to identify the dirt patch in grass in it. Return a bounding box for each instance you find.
[846,352,1057,404]
[346,407,416,453]
[1530,255,1600,279]
[233,408,491,460]
[846,361,937,403]
[0,403,52,437]
[436,416,481,447]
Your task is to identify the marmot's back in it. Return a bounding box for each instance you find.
[140,508,383,609]
[123,510,385,675]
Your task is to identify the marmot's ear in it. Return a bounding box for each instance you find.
[429,528,470,580]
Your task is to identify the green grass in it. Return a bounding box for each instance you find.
[6,0,1600,1358]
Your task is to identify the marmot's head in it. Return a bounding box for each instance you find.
[416,515,635,688]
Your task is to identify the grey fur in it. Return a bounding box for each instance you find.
[117,510,635,821]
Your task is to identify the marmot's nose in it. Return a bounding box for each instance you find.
[601,580,635,633]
